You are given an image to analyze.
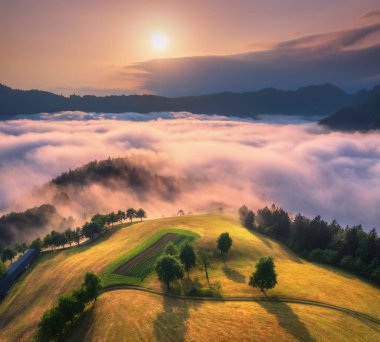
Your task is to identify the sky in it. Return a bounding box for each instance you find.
[1,0,380,95]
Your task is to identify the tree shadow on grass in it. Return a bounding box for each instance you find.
[153,296,201,342]
[222,266,246,283]
[258,300,314,342]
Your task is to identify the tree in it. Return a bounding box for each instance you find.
[239,205,255,230]
[2,247,17,264]
[164,242,179,256]
[155,255,184,289]
[126,208,136,223]
[43,233,53,250]
[73,227,82,246]
[15,242,28,255]
[198,248,212,288]
[84,272,102,301]
[64,228,76,247]
[116,210,125,224]
[136,208,147,222]
[107,212,117,227]
[0,260,6,277]
[217,233,232,257]
[30,237,43,251]
[179,243,196,279]
[82,221,104,241]
[249,256,277,294]
[58,295,84,323]
[57,233,68,249]
[37,306,66,341]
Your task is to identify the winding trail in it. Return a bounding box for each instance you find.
[101,284,380,332]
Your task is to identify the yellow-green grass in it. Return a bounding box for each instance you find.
[67,290,380,342]
[0,214,379,341]
[101,229,199,286]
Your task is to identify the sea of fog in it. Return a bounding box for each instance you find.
[0,111,379,231]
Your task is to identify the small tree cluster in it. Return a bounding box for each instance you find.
[36,272,102,341]
[155,241,198,288]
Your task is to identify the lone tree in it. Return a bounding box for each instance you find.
[179,243,197,279]
[84,272,102,301]
[249,256,277,294]
[136,208,147,221]
[1,247,17,264]
[155,255,184,289]
[198,248,211,288]
[164,242,179,256]
[217,233,233,257]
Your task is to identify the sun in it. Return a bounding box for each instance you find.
[151,32,169,51]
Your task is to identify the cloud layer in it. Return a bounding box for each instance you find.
[0,113,379,232]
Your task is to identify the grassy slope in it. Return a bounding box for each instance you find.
[68,290,380,342]
[0,214,379,341]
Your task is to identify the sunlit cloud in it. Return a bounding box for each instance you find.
[0,114,379,234]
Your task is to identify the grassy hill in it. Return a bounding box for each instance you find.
[0,214,379,341]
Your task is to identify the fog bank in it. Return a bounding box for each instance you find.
[0,112,379,231]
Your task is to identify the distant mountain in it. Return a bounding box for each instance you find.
[319,88,380,131]
[1,83,378,117]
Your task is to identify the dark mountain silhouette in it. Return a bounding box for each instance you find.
[320,88,380,131]
[1,83,378,117]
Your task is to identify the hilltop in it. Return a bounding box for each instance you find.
[0,214,379,341]
[1,83,378,117]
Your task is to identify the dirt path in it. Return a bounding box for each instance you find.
[114,233,179,275]
[100,285,380,332]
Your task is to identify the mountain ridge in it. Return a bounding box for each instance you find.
[1,83,378,117]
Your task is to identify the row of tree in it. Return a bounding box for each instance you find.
[0,208,147,267]
[36,272,102,341]
[239,204,380,284]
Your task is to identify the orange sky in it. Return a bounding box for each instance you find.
[1,0,379,95]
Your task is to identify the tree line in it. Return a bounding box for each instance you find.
[0,208,146,273]
[35,272,102,341]
[239,204,380,285]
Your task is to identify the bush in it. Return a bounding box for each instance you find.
[182,278,221,297]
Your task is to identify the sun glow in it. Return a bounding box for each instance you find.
[151,32,169,51]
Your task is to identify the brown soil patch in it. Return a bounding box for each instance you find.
[114,233,179,275]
